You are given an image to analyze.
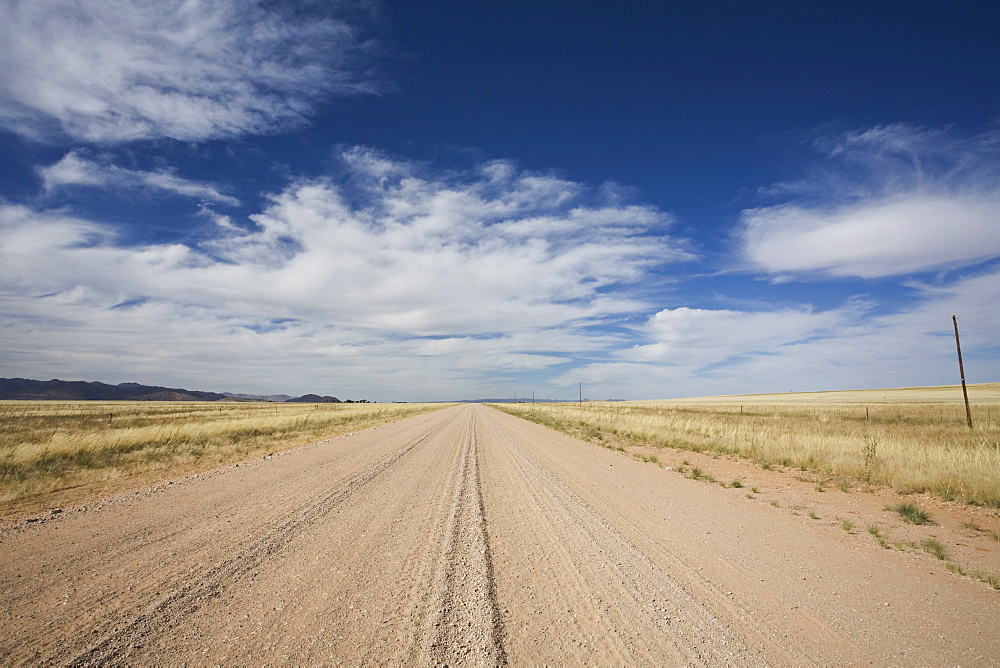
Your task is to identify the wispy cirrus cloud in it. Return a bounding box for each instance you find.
[0,0,381,143]
[739,124,1000,279]
[38,150,239,205]
[0,150,694,398]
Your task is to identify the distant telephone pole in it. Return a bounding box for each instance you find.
[579,383,582,405]
[952,315,973,429]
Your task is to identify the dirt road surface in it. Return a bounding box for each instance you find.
[2,404,997,665]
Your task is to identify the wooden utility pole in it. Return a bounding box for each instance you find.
[579,383,582,405]
[952,315,973,428]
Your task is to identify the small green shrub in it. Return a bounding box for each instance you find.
[921,539,947,560]
[888,502,932,525]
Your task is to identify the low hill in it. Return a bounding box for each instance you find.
[285,394,341,403]
[223,393,294,402]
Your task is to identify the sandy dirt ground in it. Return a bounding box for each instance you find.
[1,404,997,665]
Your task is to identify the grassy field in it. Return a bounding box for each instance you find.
[0,401,448,516]
[495,383,1000,507]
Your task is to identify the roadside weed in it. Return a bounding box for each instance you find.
[888,502,932,525]
[921,539,948,560]
[866,524,892,549]
[978,572,1000,589]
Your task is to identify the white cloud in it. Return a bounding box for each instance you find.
[39,151,239,204]
[620,304,855,367]
[741,195,1000,278]
[0,0,380,143]
[0,151,693,398]
[740,125,1000,278]
[555,270,1000,399]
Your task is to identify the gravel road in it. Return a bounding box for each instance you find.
[1,404,997,665]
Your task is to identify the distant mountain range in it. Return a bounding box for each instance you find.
[0,378,340,403]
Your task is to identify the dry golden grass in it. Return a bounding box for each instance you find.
[659,383,1000,406]
[496,384,1000,507]
[0,401,448,515]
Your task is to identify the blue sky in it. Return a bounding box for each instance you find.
[1,0,997,401]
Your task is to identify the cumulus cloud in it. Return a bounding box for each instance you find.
[0,151,693,398]
[620,304,857,367]
[39,151,239,204]
[740,124,1000,278]
[0,0,380,143]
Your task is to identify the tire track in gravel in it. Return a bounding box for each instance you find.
[423,409,507,665]
[63,421,450,667]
